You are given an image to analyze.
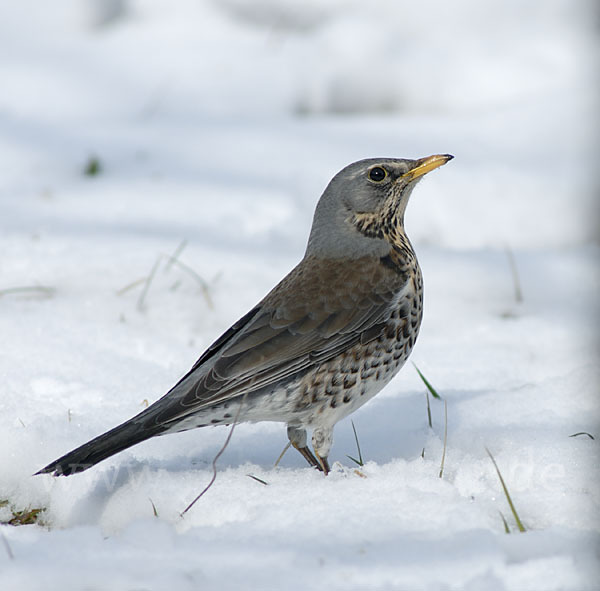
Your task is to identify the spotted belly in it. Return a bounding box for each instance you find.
[290,290,423,428]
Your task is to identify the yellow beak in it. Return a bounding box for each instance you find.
[402,154,453,181]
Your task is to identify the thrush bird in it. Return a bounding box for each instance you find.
[37,154,453,477]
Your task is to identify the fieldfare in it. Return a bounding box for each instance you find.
[37,154,453,476]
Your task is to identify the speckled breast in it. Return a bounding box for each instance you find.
[295,261,423,427]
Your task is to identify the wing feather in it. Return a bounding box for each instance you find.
[148,256,407,426]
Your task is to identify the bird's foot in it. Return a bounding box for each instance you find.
[294,445,329,474]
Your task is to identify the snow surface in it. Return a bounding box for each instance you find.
[1,0,599,589]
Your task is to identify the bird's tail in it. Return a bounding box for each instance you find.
[35,417,168,477]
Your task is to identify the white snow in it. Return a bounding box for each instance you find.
[1,0,599,589]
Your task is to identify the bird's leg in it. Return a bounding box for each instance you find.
[296,446,324,471]
[287,426,323,471]
[315,453,330,475]
[312,426,333,476]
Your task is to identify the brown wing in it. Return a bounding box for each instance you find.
[150,255,406,426]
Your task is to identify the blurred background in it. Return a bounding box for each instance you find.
[1,0,598,254]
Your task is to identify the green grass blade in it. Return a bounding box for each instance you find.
[347,420,364,466]
[438,400,448,478]
[247,474,269,486]
[149,498,158,518]
[425,388,433,428]
[486,447,526,532]
[499,511,510,534]
[412,363,442,399]
[83,155,102,176]
[569,432,594,439]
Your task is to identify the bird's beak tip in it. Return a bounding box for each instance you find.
[402,153,454,181]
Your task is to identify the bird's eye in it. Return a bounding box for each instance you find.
[368,166,387,182]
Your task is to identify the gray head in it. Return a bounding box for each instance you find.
[306,155,453,259]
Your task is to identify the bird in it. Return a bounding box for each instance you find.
[36,154,453,477]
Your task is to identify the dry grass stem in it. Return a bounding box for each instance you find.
[181,399,245,516]
[274,441,292,467]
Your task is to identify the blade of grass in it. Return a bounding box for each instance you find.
[485,447,526,532]
[149,498,158,517]
[118,242,214,309]
[438,399,448,478]
[569,432,594,439]
[499,511,510,534]
[274,441,291,467]
[346,420,364,467]
[505,246,523,303]
[0,286,55,299]
[137,255,162,312]
[412,363,441,399]
[161,255,214,309]
[247,474,269,486]
[164,239,188,273]
[116,277,147,296]
[425,388,433,428]
[83,155,102,176]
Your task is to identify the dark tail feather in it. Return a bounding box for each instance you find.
[35,418,167,476]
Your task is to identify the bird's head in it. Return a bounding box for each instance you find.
[306,155,453,258]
